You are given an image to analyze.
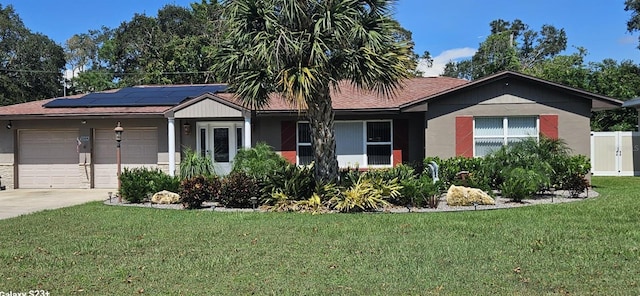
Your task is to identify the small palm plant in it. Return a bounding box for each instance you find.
[180,147,215,180]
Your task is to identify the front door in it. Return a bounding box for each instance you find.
[198,122,243,175]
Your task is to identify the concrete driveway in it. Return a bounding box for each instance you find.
[0,189,112,220]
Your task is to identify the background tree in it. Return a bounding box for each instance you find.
[62,1,226,92]
[0,4,65,106]
[585,59,640,131]
[525,49,640,131]
[626,0,640,48]
[443,19,566,80]
[65,27,115,94]
[103,2,225,86]
[215,0,413,182]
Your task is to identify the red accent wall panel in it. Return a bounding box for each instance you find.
[455,116,474,157]
[281,121,297,164]
[393,119,409,166]
[539,114,559,139]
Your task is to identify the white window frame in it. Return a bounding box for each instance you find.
[365,120,393,168]
[296,120,394,168]
[473,116,539,157]
[296,122,313,166]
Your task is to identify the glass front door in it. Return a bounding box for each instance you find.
[197,122,242,175]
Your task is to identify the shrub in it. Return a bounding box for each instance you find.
[232,143,289,181]
[218,171,261,208]
[556,154,591,187]
[179,175,220,209]
[366,164,417,183]
[480,138,553,191]
[499,167,545,201]
[396,174,443,207]
[558,155,591,197]
[150,170,180,193]
[119,167,180,203]
[338,166,364,188]
[563,174,590,197]
[261,163,315,202]
[329,174,401,212]
[430,156,485,187]
[180,147,215,179]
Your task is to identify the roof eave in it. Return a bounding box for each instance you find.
[400,71,624,111]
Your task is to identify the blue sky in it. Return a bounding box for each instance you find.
[3,0,639,76]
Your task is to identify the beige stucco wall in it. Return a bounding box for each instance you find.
[425,78,592,158]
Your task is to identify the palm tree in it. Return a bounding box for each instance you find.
[215,0,413,182]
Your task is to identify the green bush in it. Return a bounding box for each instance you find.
[232,143,289,181]
[218,171,261,208]
[366,164,417,183]
[424,136,588,199]
[499,167,545,201]
[180,147,215,179]
[558,155,591,196]
[480,138,553,190]
[179,175,220,209]
[563,174,590,197]
[119,167,180,203]
[150,170,180,193]
[397,174,443,207]
[427,156,485,187]
[261,163,315,202]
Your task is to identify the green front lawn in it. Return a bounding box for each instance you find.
[0,177,639,295]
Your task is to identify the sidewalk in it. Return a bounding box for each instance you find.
[0,189,112,220]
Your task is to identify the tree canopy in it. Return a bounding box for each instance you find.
[0,4,65,106]
[443,19,566,80]
[63,1,227,94]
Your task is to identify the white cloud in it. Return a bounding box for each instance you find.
[417,47,477,77]
[619,35,636,45]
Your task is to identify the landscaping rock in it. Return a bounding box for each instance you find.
[446,185,495,206]
[151,190,181,204]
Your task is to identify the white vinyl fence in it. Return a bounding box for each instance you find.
[590,131,640,176]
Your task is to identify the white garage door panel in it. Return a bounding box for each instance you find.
[93,128,158,189]
[18,165,81,188]
[18,130,82,188]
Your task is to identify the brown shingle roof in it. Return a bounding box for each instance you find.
[217,76,468,111]
[0,77,468,117]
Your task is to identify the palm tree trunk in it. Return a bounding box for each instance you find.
[307,91,339,183]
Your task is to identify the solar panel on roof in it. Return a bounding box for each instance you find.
[43,84,228,108]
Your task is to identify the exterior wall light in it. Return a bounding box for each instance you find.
[183,122,191,135]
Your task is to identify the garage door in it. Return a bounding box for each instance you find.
[18,129,82,188]
[93,128,158,189]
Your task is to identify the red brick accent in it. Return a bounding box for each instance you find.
[393,119,409,166]
[455,116,474,157]
[540,114,559,139]
[281,121,297,164]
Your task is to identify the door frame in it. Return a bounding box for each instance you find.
[196,121,244,175]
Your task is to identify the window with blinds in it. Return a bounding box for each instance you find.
[474,117,538,156]
[297,120,392,167]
